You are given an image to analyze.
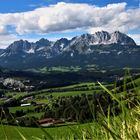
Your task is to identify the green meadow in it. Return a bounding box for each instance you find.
[1,71,140,140]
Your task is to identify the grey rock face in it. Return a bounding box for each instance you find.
[0,31,138,69]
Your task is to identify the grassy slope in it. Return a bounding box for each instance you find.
[0,120,120,140]
[1,103,140,140]
[1,76,140,140]
[0,123,92,140]
[9,106,36,113]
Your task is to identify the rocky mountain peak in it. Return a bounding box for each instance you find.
[8,40,30,48]
[91,31,110,44]
[52,38,70,55]
[71,31,136,46]
[94,31,110,38]
[7,40,31,54]
[0,31,138,69]
[35,38,52,47]
[110,31,136,45]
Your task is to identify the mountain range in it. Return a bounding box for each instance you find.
[0,31,139,69]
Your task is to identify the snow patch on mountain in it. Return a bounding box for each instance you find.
[25,48,35,54]
[0,31,137,60]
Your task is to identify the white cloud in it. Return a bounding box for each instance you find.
[129,34,140,45]
[0,34,18,49]
[0,2,132,35]
[0,2,140,47]
[0,25,8,35]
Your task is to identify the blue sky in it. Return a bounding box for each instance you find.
[0,0,139,13]
[0,0,140,48]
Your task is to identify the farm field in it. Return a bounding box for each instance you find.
[5,76,140,117]
[9,106,36,114]
[1,69,140,140]
[7,82,106,121]
[1,101,140,140]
